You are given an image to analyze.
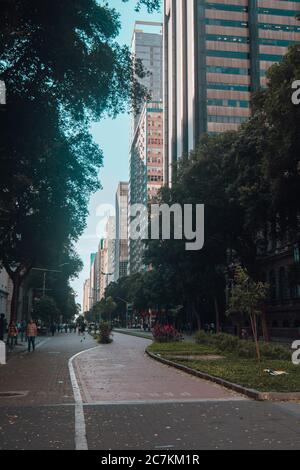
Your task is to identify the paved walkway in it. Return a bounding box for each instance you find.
[1,332,300,450]
[74,333,242,404]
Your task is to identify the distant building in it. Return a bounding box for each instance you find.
[164,0,300,184]
[106,216,116,287]
[83,279,91,314]
[129,101,164,275]
[89,253,97,308]
[129,21,164,275]
[115,182,129,282]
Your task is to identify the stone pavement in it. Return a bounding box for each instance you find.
[0,332,96,450]
[1,331,300,450]
[74,333,242,404]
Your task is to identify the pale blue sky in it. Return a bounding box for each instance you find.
[72,0,162,308]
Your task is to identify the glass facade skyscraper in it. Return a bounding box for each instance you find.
[164,0,300,185]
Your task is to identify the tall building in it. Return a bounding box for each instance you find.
[129,22,164,275]
[83,279,90,314]
[131,21,163,133]
[98,239,107,301]
[89,253,97,307]
[129,101,164,275]
[115,182,129,282]
[106,216,116,286]
[164,0,300,185]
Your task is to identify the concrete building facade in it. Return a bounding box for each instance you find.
[115,182,129,282]
[0,268,12,320]
[83,278,91,314]
[129,22,164,275]
[129,101,164,275]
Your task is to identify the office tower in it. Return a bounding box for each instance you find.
[129,101,164,275]
[83,279,91,314]
[89,252,97,307]
[129,22,164,275]
[131,21,163,133]
[115,182,129,282]
[164,0,300,185]
[106,216,116,287]
[98,239,107,301]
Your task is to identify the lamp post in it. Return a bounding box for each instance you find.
[32,263,69,297]
[101,271,114,293]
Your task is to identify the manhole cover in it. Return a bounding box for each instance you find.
[0,391,28,398]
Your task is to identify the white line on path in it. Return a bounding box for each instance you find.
[68,347,100,451]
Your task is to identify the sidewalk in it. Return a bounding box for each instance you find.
[0,332,96,405]
[2,336,47,360]
[0,333,97,450]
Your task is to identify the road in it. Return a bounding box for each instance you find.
[0,332,300,450]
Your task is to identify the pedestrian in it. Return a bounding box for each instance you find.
[26,319,38,352]
[50,323,56,337]
[0,313,6,341]
[20,319,27,343]
[7,321,18,352]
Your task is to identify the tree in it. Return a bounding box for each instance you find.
[0,1,148,320]
[33,296,60,325]
[227,266,268,361]
[89,297,117,324]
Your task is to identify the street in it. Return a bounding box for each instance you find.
[0,332,300,450]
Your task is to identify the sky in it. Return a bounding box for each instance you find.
[71,1,163,308]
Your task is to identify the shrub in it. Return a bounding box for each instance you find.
[195,330,291,360]
[153,324,182,343]
[98,322,113,344]
[213,333,240,352]
[195,330,215,345]
[259,342,290,360]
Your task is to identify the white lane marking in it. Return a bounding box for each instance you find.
[79,397,248,406]
[68,347,100,451]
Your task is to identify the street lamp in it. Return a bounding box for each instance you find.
[32,264,69,297]
[101,271,114,288]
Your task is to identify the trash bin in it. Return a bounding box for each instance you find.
[0,340,6,365]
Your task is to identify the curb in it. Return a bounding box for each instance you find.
[146,350,300,402]
[114,329,153,341]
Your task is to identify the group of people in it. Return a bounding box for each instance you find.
[0,315,38,353]
[50,323,77,336]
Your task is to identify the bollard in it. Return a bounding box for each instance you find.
[0,340,6,365]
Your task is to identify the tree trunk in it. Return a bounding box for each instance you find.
[10,274,21,323]
[261,309,270,343]
[214,298,221,333]
[250,312,261,361]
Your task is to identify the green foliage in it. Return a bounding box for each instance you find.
[195,331,290,360]
[98,322,113,344]
[0,0,149,320]
[227,266,268,319]
[33,296,60,325]
[148,341,298,393]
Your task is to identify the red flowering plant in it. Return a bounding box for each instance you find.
[152,324,182,343]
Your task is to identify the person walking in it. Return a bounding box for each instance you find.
[20,319,27,343]
[26,319,38,352]
[7,321,18,352]
[0,313,6,342]
[50,323,56,337]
